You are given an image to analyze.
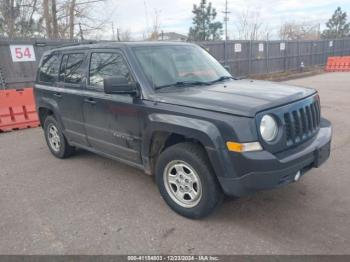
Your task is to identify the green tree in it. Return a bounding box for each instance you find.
[322,7,350,39]
[188,0,223,41]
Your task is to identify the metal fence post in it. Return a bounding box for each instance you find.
[323,39,327,64]
[310,41,313,66]
[266,40,270,74]
[248,40,252,75]
[224,40,227,66]
[297,40,301,70]
[283,42,287,72]
[0,66,6,89]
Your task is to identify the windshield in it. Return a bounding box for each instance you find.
[132,45,231,90]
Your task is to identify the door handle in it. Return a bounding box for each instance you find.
[84,98,97,105]
[53,92,62,98]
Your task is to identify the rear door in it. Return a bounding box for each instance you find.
[36,52,61,107]
[56,51,89,146]
[82,49,142,164]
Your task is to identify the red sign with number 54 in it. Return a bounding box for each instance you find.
[10,45,36,62]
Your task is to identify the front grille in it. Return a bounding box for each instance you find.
[283,99,320,147]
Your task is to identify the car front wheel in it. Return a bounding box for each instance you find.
[155,142,224,219]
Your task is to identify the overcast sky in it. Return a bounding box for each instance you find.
[94,0,350,40]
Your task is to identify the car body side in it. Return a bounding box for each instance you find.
[34,43,332,198]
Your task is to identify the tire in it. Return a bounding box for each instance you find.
[43,115,75,158]
[155,142,224,219]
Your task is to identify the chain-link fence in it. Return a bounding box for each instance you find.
[199,38,350,77]
[1,37,350,89]
[0,37,82,89]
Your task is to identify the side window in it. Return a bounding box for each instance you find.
[38,54,60,83]
[59,53,85,84]
[89,52,131,89]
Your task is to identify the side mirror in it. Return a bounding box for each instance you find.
[224,65,231,72]
[103,76,138,95]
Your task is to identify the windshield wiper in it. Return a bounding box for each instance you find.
[155,76,235,90]
[155,81,210,90]
[210,76,235,84]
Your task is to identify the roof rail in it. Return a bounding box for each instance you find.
[57,40,98,48]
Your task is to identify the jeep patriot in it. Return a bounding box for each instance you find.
[34,42,332,218]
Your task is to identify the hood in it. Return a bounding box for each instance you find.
[148,79,316,117]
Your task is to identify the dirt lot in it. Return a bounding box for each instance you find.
[0,72,349,255]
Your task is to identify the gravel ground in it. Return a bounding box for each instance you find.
[0,72,349,255]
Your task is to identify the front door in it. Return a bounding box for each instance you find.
[82,50,142,164]
[56,52,89,146]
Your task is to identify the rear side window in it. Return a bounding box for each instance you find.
[38,54,60,83]
[89,52,131,89]
[60,53,85,84]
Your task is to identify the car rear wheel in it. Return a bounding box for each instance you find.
[155,142,224,219]
[44,116,75,158]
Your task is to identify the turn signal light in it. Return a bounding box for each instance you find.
[226,141,263,152]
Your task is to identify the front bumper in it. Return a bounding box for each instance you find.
[218,118,332,197]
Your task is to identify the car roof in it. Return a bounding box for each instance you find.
[48,41,197,53]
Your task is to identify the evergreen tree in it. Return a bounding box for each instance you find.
[188,0,223,41]
[322,7,350,39]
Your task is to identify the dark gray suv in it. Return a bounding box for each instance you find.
[34,42,332,218]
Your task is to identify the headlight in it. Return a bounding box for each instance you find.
[260,115,278,142]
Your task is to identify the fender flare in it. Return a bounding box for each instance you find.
[142,113,231,178]
[36,96,64,129]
